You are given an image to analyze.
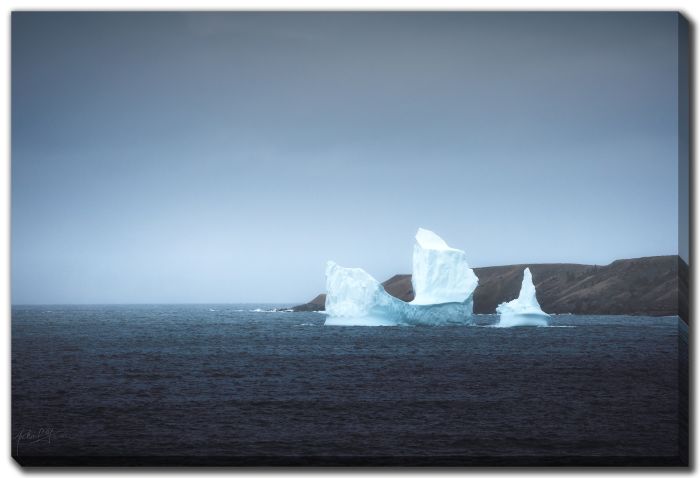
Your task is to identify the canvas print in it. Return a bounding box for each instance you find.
[11,11,689,466]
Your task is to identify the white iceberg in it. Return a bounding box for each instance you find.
[411,228,479,305]
[496,268,549,327]
[324,261,407,323]
[324,228,478,326]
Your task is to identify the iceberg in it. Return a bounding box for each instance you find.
[324,228,478,326]
[411,228,479,305]
[324,261,408,323]
[496,268,549,327]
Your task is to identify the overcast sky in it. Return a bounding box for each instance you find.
[12,12,683,304]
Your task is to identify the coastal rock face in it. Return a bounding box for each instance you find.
[294,255,687,320]
[496,268,549,327]
[474,256,684,318]
[291,294,326,312]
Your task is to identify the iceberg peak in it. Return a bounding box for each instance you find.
[518,268,540,310]
[410,228,478,305]
[496,267,549,326]
[415,228,455,251]
[324,260,388,318]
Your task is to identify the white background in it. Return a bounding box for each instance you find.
[1,0,696,475]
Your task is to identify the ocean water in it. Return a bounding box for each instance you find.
[11,305,686,466]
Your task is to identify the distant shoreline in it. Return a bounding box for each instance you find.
[293,255,688,323]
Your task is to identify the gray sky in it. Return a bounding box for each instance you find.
[12,12,683,304]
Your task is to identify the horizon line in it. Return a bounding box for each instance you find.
[10,253,684,306]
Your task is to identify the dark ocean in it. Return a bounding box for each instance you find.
[11,305,687,466]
